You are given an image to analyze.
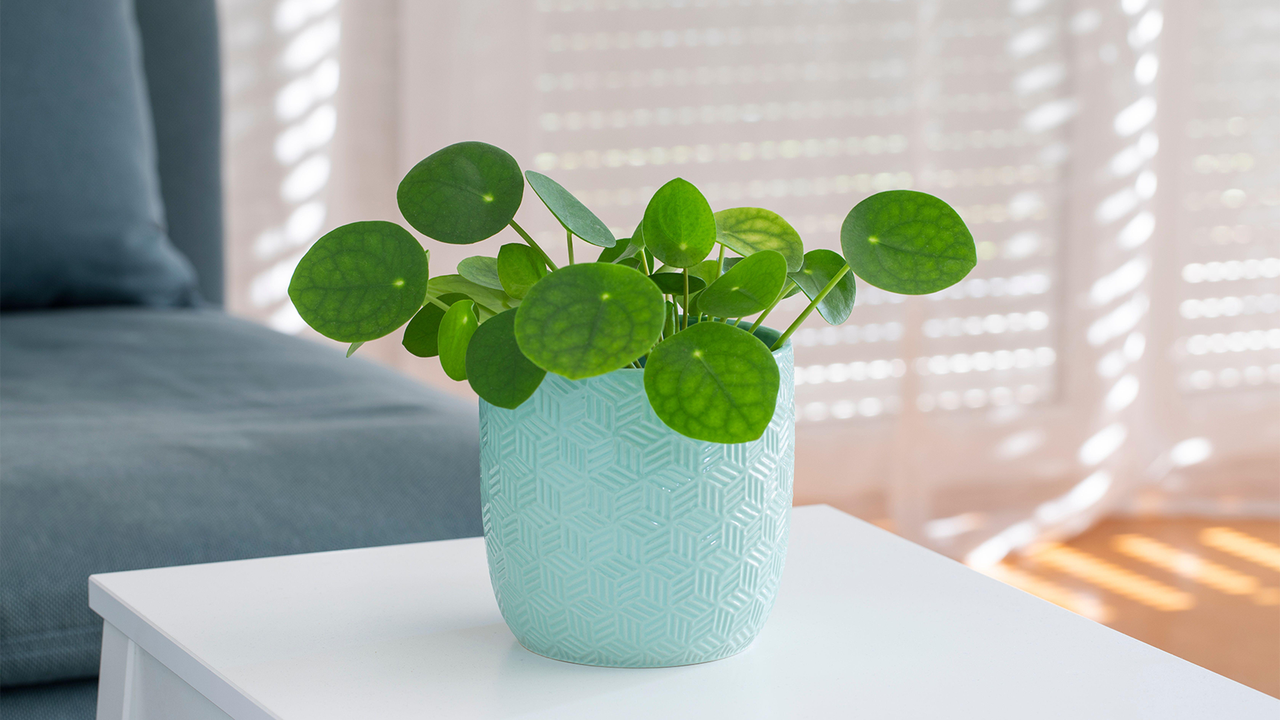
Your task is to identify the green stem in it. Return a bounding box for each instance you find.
[683,269,690,331]
[716,243,726,277]
[509,220,559,271]
[426,294,451,312]
[771,265,849,351]
[750,279,794,334]
[566,229,575,265]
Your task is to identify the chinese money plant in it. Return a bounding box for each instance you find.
[288,142,976,443]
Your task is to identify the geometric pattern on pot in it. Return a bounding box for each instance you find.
[479,343,795,667]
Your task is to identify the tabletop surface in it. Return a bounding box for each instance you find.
[90,505,1277,720]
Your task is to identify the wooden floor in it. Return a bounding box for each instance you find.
[988,517,1280,697]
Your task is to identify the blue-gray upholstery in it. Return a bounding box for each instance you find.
[0,309,482,688]
[0,680,97,720]
[0,0,482,716]
[0,0,198,309]
[133,0,225,306]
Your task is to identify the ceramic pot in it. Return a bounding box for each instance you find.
[478,341,794,667]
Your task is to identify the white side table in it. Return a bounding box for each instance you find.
[90,505,1276,719]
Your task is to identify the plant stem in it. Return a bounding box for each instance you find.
[508,220,559,271]
[566,228,575,265]
[716,243,726,277]
[750,279,794,334]
[771,265,849,351]
[426,294,451,312]
[682,269,690,331]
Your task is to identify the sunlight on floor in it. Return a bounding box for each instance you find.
[985,518,1280,697]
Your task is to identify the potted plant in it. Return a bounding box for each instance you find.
[287,141,976,667]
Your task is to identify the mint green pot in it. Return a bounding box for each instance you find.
[478,341,794,668]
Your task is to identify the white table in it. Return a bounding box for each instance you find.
[90,505,1276,720]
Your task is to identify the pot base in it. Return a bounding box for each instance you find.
[513,636,758,669]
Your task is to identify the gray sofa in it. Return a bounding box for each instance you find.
[0,2,482,717]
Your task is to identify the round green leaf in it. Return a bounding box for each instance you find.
[428,274,517,315]
[641,178,716,268]
[458,255,503,290]
[790,249,856,325]
[438,300,478,381]
[396,141,524,244]
[596,238,638,264]
[525,171,616,248]
[630,219,646,248]
[781,278,802,299]
[697,250,787,318]
[670,260,720,313]
[287,221,429,343]
[643,322,780,443]
[514,263,665,380]
[724,256,799,298]
[684,259,722,286]
[466,309,546,409]
[714,207,804,272]
[840,190,976,294]
[648,271,706,296]
[497,243,545,299]
[402,293,467,357]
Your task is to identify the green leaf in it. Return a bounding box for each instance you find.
[597,237,639,264]
[643,321,780,443]
[466,309,546,409]
[641,178,716,268]
[713,207,804,272]
[688,259,722,287]
[779,278,802,300]
[396,141,524,244]
[514,263,665,379]
[288,221,429,342]
[428,274,518,315]
[724,256,799,300]
[402,293,468,357]
[631,219,646,248]
[664,300,679,337]
[667,260,718,313]
[438,299,478,380]
[346,341,364,357]
[697,250,788,318]
[648,271,705,295]
[496,244,545,299]
[790,249,857,325]
[840,190,976,294]
[458,255,503,290]
[525,171,616,248]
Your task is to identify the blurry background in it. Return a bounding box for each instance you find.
[216,0,1278,693]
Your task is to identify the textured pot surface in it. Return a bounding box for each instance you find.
[478,343,795,667]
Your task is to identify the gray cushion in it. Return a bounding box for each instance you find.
[135,0,224,305]
[0,679,97,720]
[0,309,482,686]
[0,0,198,309]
